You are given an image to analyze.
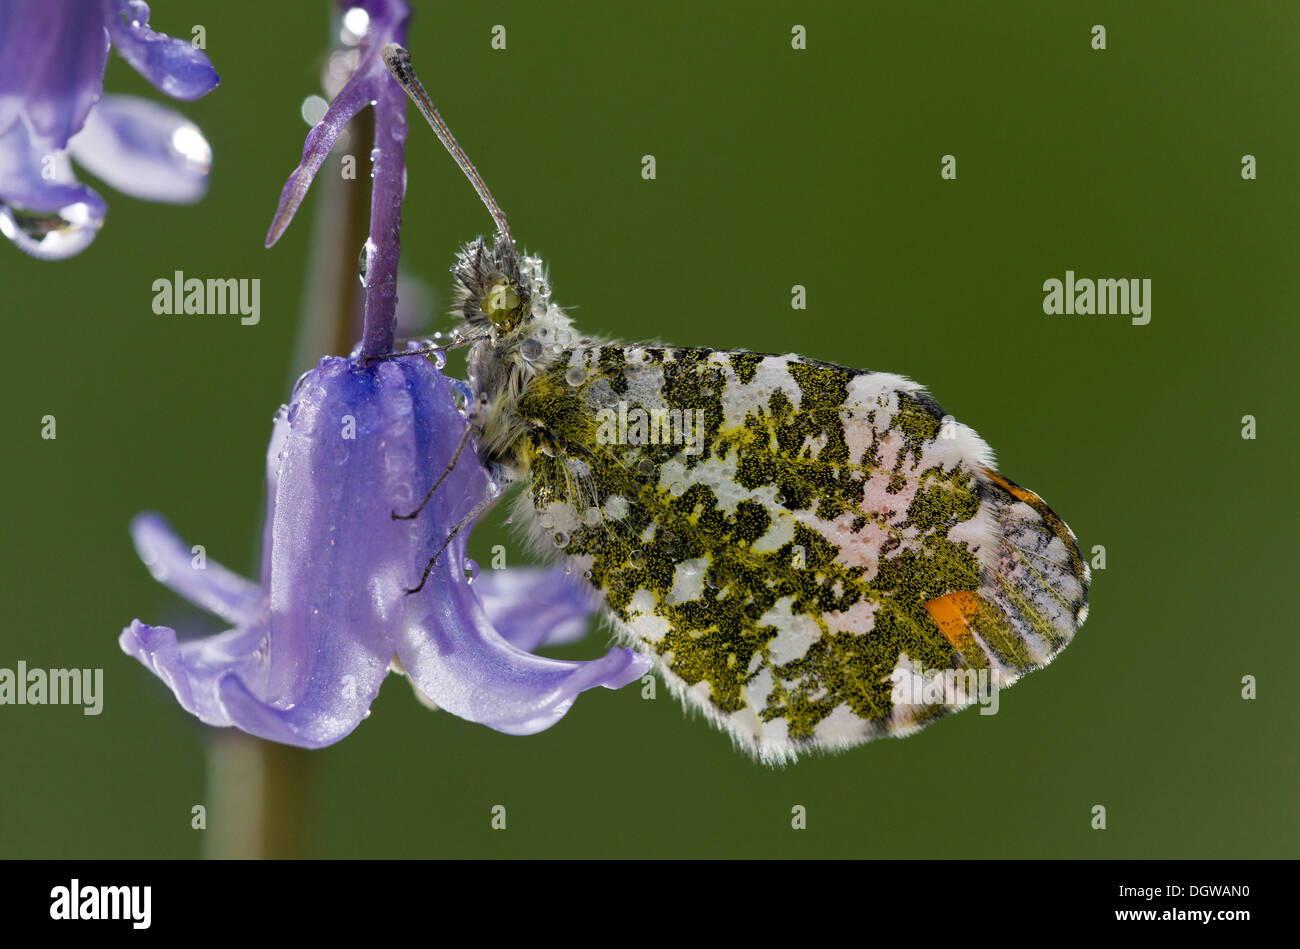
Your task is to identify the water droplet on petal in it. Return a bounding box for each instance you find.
[165,124,212,179]
[431,347,447,369]
[552,531,569,548]
[0,201,104,259]
[629,550,646,568]
[637,457,656,476]
[565,364,586,386]
[521,337,543,360]
[464,559,479,584]
[583,507,602,528]
[582,569,593,581]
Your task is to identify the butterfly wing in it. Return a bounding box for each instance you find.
[514,345,1089,763]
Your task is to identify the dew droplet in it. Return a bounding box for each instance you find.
[564,565,572,575]
[430,347,447,369]
[637,457,656,476]
[0,201,104,260]
[552,531,569,548]
[463,559,479,584]
[583,507,602,528]
[629,550,646,568]
[291,368,313,396]
[668,480,686,497]
[357,240,375,287]
[521,337,543,360]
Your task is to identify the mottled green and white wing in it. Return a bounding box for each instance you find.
[515,345,1089,763]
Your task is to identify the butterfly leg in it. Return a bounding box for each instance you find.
[404,491,501,595]
[393,421,475,521]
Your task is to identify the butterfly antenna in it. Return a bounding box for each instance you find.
[382,43,516,261]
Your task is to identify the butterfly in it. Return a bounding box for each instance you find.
[381,44,1090,764]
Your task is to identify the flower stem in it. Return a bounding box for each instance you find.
[203,731,310,859]
[358,76,408,359]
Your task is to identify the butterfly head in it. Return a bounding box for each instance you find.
[452,232,553,339]
[380,45,555,342]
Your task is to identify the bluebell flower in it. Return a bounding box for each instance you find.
[122,352,649,747]
[0,0,219,259]
[121,0,650,747]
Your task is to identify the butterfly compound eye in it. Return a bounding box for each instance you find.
[482,276,529,331]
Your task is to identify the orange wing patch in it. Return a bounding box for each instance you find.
[923,590,993,668]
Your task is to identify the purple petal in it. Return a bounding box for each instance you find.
[0,120,106,259]
[67,93,211,203]
[0,0,108,147]
[130,513,262,626]
[264,72,372,246]
[396,579,649,735]
[103,0,220,101]
[257,356,438,703]
[120,620,271,727]
[120,619,389,748]
[476,568,603,651]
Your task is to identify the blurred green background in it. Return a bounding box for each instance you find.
[2,0,1297,858]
